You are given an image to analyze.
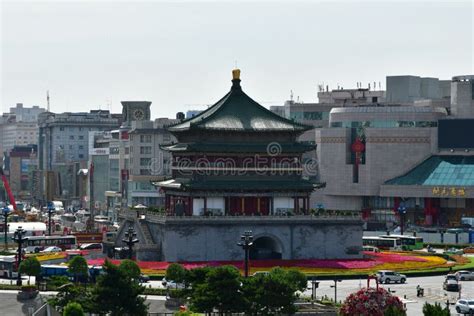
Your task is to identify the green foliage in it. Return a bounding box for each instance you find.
[63,302,84,316]
[189,265,245,314]
[48,275,71,288]
[422,302,450,316]
[19,256,41,285]
[119,259,141,280]
[242,267,306,315]
[385,305,407,316]
[166,263,187,284]
[48,284,93,313]
[68,256,88,283]
[90,260,148,316]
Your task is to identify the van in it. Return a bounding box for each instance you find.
[80,243,103,251]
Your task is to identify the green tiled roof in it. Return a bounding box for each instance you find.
[385,156,474,186]
[168,76,312,132]
[162,142,316,153]
[154,178,317,191]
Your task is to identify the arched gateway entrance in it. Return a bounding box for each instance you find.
[250,236,283,260]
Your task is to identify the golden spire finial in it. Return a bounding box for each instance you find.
[232,68,241,80]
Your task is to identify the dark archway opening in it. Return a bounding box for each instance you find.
[250,236,282,260]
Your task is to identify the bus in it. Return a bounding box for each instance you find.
[0,255,17,278]
[24,235,77,253]
[379,235,424,251]
[362,236,402,251]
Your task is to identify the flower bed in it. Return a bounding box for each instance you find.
[30,252,67,262]
[87,251,448,276]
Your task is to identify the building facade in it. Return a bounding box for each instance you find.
[37,110,122,207]
[316,75,474,230]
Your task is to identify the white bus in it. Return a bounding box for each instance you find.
[362,236,402,251]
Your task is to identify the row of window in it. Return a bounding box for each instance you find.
[56,135,85,140]
[331,120,438,128]
[290,111,330,121]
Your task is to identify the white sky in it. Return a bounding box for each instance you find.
[1,0,473,119]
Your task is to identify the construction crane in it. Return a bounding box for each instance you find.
[0,167,18,211]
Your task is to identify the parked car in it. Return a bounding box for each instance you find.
[464,246,474,254]
[376,270,406,284]
[455,299,474,314]
[363,246,380,253]
[444,248,464,255]
[161,277,185,289]
[443,274,461,291]
[252,271,270,277]
[41,246,62,253]
[456,271,474,281]
[79,243,103,251]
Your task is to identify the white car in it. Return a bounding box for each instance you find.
[455,299,474,314]
[456,270,474,281]
[41,246,63,253]
[376,270,406,284]
[161,277,185,289]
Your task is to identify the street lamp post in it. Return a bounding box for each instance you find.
[122,224,139,260]
[2,206,10,250]
[237,231,253,278]
[330,279,342,303]
[47,202,55,236]
[398,203,407,236]
[13,226,27,286]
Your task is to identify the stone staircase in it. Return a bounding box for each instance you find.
[138,220,155,244]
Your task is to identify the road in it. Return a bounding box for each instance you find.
[306,275,474,316]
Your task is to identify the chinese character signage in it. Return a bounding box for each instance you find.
[432,187,466,197]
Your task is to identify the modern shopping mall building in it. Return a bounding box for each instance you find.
[314,75,474,229]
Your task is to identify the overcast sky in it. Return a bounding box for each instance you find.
[1,0,473,119]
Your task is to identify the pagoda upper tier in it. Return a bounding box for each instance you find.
[168,70,311,134]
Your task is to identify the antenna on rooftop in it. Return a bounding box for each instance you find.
[290,90,294,101]
[106,99,112,112]
[47,90,50,112]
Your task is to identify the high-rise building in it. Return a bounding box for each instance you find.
[37,110,122,207]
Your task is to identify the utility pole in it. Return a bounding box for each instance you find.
[122,224,139,260]
[330,279,342,303]
[2,206,10,250]
[13,226,27,286]
[237,231,254,278]
[47,202,55,236]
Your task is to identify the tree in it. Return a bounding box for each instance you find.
[422,302,450,316]
[68,256,88,283]
[166,263,187,288]
[189,265,245,314]
[119,259,141,280]
[242,267,306,315]
[48,283,93,314]
[63,302,85,316]
[91,260,148,316]
[19,256,41,285]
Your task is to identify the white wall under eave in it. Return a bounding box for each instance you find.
[273,197,294,210]
[207,197,225,211]
[193,198,204,215]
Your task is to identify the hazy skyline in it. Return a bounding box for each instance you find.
[1,0,473,119]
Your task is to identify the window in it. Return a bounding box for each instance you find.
[79,127,83,131]
[60,127,65,131]
[79,154,84,159]
[69,145,74,150]
[140,146,152,154]
[69,135,75,140]
[163,133,171,141]
[79,145,84,150]
[79,135,84,140]
[140,169,150,175]
[140,158,151,166]
[140,135,152,143]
